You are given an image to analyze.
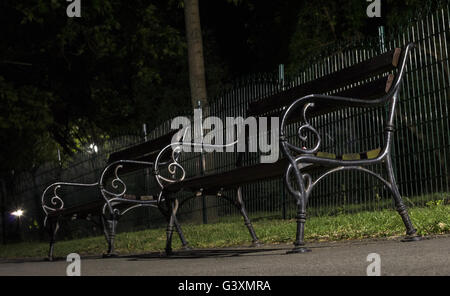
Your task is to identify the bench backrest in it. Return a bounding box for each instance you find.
[107,129,179,164]
[236,45,413,166]
[101,129,181,182]
[155,45,413,186]
[246,47,402,118]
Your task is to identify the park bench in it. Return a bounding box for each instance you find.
[42,43,420,258]
[155,43,420,254]
[41,129,189,260]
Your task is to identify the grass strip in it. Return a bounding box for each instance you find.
[0,205,448,259]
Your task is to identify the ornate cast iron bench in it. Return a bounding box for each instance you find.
[156,43,420,254]
[43,43,421,258]
[41,129,189,260]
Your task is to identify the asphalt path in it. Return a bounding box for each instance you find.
[0,234,448,276]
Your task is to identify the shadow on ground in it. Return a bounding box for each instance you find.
[0,247,284,264]
[122,247,283,261]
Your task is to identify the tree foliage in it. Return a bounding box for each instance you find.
[0,0,190,174]
[0,0,432,175]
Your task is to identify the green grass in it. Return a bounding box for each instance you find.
[0,204,449,259]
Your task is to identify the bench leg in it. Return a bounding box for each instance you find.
[102,214,119,258]
[164,199,179,256]
[165,202,175,256]
[286,172,311,254]
[47,218,60,261]
[173,215,190,250]
[287,201,311,254]
[157,198,190,250]
[219,189,261,246]
[385,157,421,241]
[236,187,261,246]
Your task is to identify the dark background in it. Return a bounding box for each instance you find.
[0,0,426,175]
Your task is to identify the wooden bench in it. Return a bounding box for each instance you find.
[155,43,420,254]
[41,129,189,260]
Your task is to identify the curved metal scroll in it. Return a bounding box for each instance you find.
[41,181,99,226]
[154,141,238,189]
[98,159,157,215]
[42,182,99,214]
[284,164,393,201]
[281,102,321,155]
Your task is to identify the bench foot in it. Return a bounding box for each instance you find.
[235,188,261,245]
[401,235,422,242]
[46,218,60,262]
[47,249,55,262]
[250,241,263,247]
[286,246,312,254]
[163,198,180,257]
[181,244,192,251]
[102,252,119,258]
[102,215,119,257]
[174,216,190,249]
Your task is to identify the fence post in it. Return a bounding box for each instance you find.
[196,102,208,224]
[142,123,153,228]
[279,64,288,219]
[278,64,285,91]
[282,179,287,220]
[378,25,386,53]
[142,123,151,195]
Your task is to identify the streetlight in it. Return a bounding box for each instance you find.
[11,209,24,218]
[10,208,24,241]
[88,143,98,154]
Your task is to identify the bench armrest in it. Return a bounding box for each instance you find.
[41,182,99,223]
[154,140,238,190]
[99,159,156,201]
[280,43,415,156]
[279,93,388,156]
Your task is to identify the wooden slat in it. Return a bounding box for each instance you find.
[333,74,394,99]
[253,75,394,122]
[306,74,395,117]
[107,129,179,163]
[47,200,104,217]
[247,48,401,117]
[102,130,180,178]
[104,153,159,179]
[165,159,316,193]
[47,198,142,218]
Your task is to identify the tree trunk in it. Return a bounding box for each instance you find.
[184,0,208,110]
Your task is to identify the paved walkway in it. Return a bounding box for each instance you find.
[0,235,449,276]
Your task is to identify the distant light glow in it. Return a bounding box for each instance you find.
[88,143,98,154]
[11,209,24,217]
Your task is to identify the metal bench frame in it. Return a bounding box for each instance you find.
[153,139,260,255]
[280,43,420,253]
[41,137,190,260]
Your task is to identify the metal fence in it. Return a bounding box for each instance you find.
[1,2,449,243]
